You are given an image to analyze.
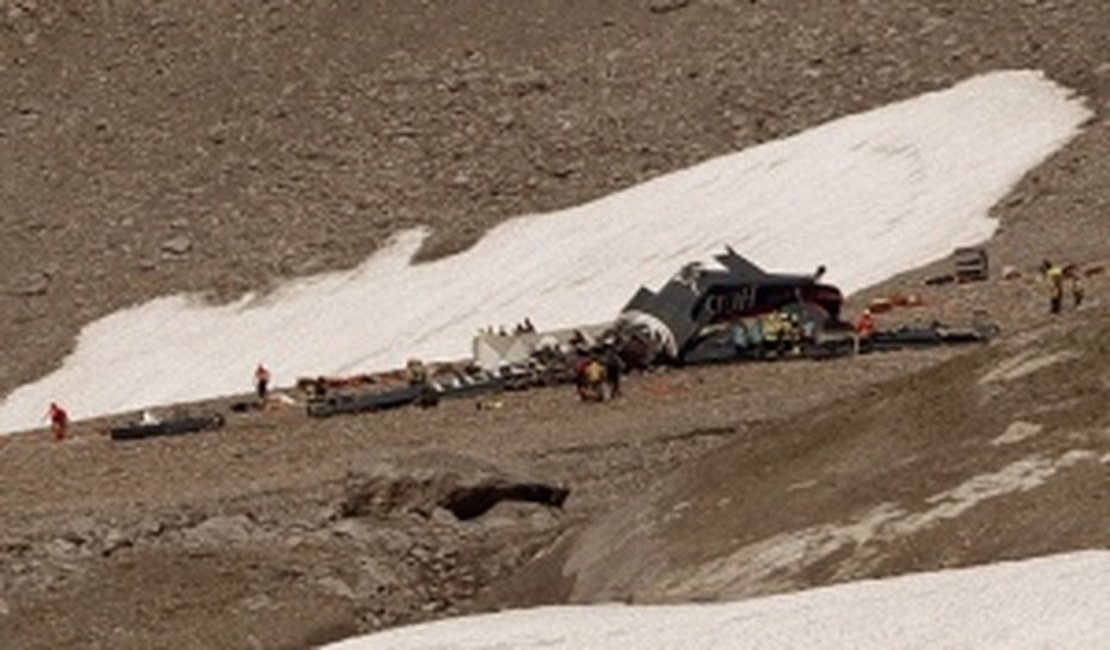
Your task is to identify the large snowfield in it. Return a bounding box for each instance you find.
[0,70,1091,433]
[2,70,1102,647]
[325,551,1110,649]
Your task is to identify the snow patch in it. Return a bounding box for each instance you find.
[0,70,1092,433]
[324,551,1110,650]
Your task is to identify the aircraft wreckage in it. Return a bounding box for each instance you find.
[100,248,999,429]
[612,247,847,366]
[304,248,998,418]
[610,248,997,366]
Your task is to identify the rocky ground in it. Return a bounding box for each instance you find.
[2,0,1110,395]
[498,303,1110,608]
[0,344,953,650]
[3,1,1110,648]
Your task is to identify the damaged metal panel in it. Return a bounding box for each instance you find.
[614,249,844,363]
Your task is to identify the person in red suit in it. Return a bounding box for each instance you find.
[255,364,271,404]
[46,402,69,442]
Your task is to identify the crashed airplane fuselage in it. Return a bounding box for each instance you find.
[615,248,844,364]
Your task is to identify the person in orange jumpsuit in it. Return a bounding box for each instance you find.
[855,309,876,339]
[854,309,876,355]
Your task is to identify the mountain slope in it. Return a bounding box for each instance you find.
[3,2,1110,648]
[4,0,1110,402]
[498,305,1110,605]
[0,70,1091,432]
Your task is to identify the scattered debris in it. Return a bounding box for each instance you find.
[954,246,989,283]
[306,364,508,419]
[109,411,224,441]
[868,294,924,313]
[308,384,427,418]
[923,273,956,286]
[869,297,893,314]
[854,322,998,355]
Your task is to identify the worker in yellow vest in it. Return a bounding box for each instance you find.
[1041,260,1064,314]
